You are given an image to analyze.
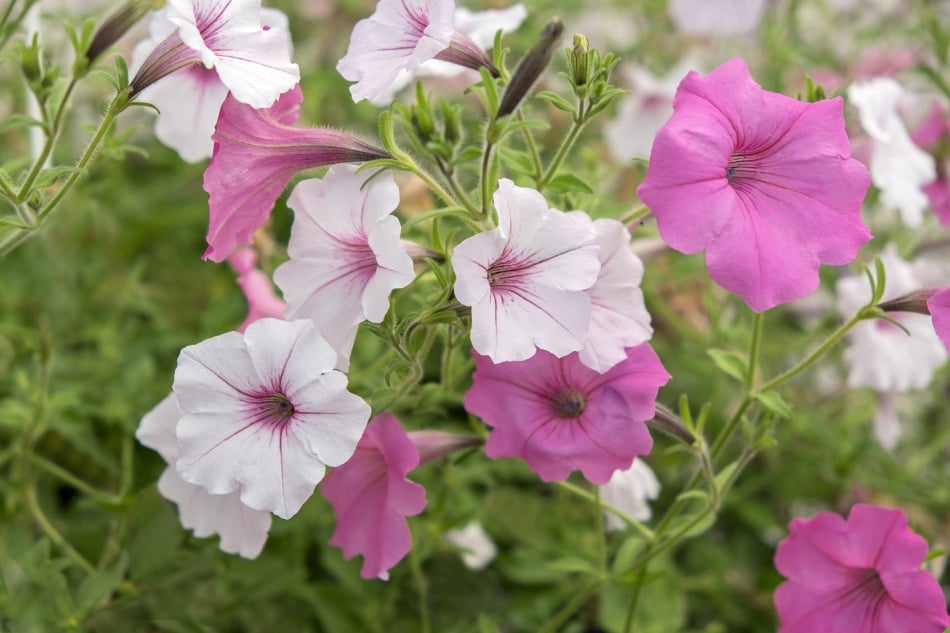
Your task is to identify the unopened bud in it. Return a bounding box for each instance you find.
[569,34,589,87]
[86,0,161,65]
[496,17,564,118]
[647,403,695,445]
[410,431,483,464]
[876,288,940,315]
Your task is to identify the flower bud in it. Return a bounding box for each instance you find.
[876,288,939,315]
[569,33,589,88]
[647,403,695,445]
[409,431,483,464]
[496,17,564,118]
[86,0,161,65]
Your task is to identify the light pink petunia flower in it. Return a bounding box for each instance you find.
[202,87,389,262]
[227,248,286,333]
[129,0,299,109]
[464,344,670,484]
[130,6,292,162]
[321,413,427,580]
[600,459,660,531]
[173,318,371,520]
[337,0,498,104]
[668,0,767,36]
[273,166,415,364]
[848,78,936,227]
[136,393,272,559]
[638,58,871,313]
[567,214,653,373]
[928,287,950,351]
[912,102,950,227]
[444,521,497,570]
[774,504,950,633]
[452,179,600,363]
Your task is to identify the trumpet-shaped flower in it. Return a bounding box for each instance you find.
[928,287,950,351]
[848,78,936,227]
[321,413,426,580]
[337,0,498,104]
[569,214,653,372]
[452,179,600,363]
[445,521,497,570]
[638,58,871,312]
[131,5,292,162]
[668,0,767,35]
[202,87,389,262]
[136,393,272,559]
[273,166,415,362]
[774,504,950,633]
[912,103,950,227]
[130,0,299,109]
[173,318,371,519]
[228,248,286,333]
[464,344,669,484]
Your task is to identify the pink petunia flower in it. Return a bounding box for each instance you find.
[129,0,299,109]
[173,318,371,520]
[638,58,871,312]
[927,287,950,351]
[568,214,653,373]
[321,413,427,580]
[130,5,292,162]
[912,102,950,227]
[452,179,600,363]
[136,393,272,559]
[774,503,950,633]
[464,344,670,484]
[202,87,389,262]
[273,166,415,365]
[227,247,286,333]
[337,0,498,104]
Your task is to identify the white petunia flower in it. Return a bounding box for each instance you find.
[173,318,371,519]
[668,0,768,36]
[600,459,660,531]
[445,521,497,570]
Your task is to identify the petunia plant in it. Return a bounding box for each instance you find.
[3,1,950,632]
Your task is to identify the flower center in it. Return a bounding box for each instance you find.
[260,392,296,425]
[550,388,586,418]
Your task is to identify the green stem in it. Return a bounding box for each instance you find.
[538,101,589,189]
[620,205,651,226]
[408,526,431,633]
[594,487,607,578]
[555,481,655,540]
[0,0,38,54]
[516,110,544,183]
[746,312,764,391]
[435,158,478,216]
[537,578,607,633]
[27,453,123,506]
[16,79,78,202]
[480,140,495,219]
[24,483,95,573]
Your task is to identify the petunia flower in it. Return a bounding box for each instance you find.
[444,521,497,570]
[452,179,601,363]
[774,503,950,633]
[911,102,950,227]
[848,78,936,227]
[600,459,660,531]
[638,58,871,312]
[337,0,499,104]
[273,166,415,365]
[369,4,527,106]
[927,287,950,351]
[464,344,670,484]
[837,244,948,449]
[130,5,292,162]
[136,393,272,559]
[129,0,299,109]
[667,0,767,35]
[321,413,427,580]
[173,318,371,520]
[228,247,286,333]
[202,87,390,262]
[568,213,653,373]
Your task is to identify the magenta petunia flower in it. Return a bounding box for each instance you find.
[227,248,286,333]
[202,87,389,262]
[173,318,371,520]
[912,102,950,227]
[129,0,299,109]
[337,0,498,104]
[452,179,600,363]
[928,287,950,351]
[273,166,415,365]
[464,344,670,484]
[774,503,950,633]
[136,393,272,559]
[638,58,871,312]
[321,413,427,580]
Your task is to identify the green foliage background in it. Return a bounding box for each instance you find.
[2,0,950,631]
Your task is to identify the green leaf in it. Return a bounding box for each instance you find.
[33,166,83,189]
[544,173,594,195]
[706,348,748,383]
[497,147,536,175]
[535,90,575,113]
[0,215,33,229]
[478,614,503,633]
[75,556,127,617]
[0,114,46,134]
[754,390,793,419]
[713,460,740,493]
[611,535,647,576]
[546,555,596,575]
